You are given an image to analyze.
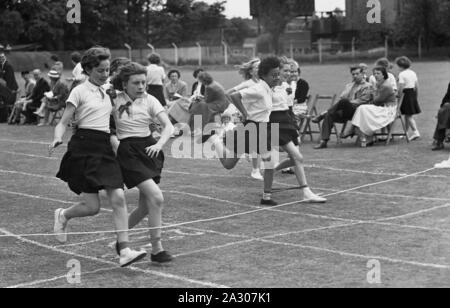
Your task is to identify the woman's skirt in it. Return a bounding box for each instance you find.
[400,88,421,116]
[116,135,164,189]
[147,85,166,107]
[270,110,300,147]
[223,121,272,155]
[352,104,397,136]
[56,129,124,195]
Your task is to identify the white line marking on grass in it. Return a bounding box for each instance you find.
[375,203,450,222]
[0,188,74,205]
[0,151,59,160]
[137,224,450,271]
[6,266,120,288]
[54,231,150,248]
[259,238,450,270]
[0,167,444,239]
[2,143,449,180]
[2,181,450,273]
[0,228,229,288]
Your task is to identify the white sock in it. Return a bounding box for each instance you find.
[262,193,272,201]
[60,210,68,223]
[151,238,164,255]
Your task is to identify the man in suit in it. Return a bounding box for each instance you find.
[312,66,372,149]
[191,68,206,96]
[0,51,19,122]
[0,52,18,92]
[432,82,450,151]
[19,69,50,124]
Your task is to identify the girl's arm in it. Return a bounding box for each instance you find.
[146,111,174,158]
[49,103,76,155]
[228,92,248,121]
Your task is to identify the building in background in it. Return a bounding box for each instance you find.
[345,0,406,31]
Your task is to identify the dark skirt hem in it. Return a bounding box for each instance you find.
[117,136,164,189]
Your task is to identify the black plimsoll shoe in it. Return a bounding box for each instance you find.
[151,251,174,264]
[314,141,328,150]
[115,241,120,256]
[260,199,278,207]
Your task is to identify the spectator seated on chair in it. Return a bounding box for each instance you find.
[34,70,69,126]
[17,69,50,124]
[346,66,397,147]
[164,70,190,136]
[9,71,36,124]
[312,65,372,149]
[189,72,230,141]
[431,82,450,151]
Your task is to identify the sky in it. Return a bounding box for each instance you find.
[202,0,346,18]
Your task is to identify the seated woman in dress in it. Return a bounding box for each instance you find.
[347,66,397,147]
[164,70,188,103]
[164,70,190,136]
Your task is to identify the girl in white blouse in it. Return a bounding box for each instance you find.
[49,47,146,267]
[111,62,175,263]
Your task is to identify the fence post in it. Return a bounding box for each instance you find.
[196,42,202,66]
[290,40,294,59]
[318,39,323,64]
[147,43,155,54]
[384,35,389,59]
[351,37,356,59]
[171,43,179,66]
[418,34,423,59]
[124,43,132,60]
[222,41,228,65]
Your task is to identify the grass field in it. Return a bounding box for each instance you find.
[1,61,450,288]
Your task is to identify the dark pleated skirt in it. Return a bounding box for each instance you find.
[270,110,300,146]
[56,129,124,195]
[116,135,164,189]
[147,85,166,107]
[400,88,421,116]
[223,121,272,155]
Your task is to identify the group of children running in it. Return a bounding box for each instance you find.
[49,47,326,267]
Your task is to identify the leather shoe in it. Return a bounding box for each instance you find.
[311,114,325,124]
[314,141,328,150]
[432,142,444,151]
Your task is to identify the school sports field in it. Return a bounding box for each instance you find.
[1,62,450,288]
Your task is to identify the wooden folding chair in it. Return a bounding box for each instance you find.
[49,107,65,126]
[384,94,409,145]
[300,94,338,143]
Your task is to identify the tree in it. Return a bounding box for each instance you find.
[393,0,447,50]
[251,0,309,54]
[0,10,24,45]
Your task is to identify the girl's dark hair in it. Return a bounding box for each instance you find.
[193,68,204,79]
[50,54,59,62]
[81,47,111,75]
[375,57,392,70]
[373,66,389,80]
[395,56,412,69]
[168,70,181,79]
[258,56,280,79]
[198,72,213,85]
[71,52,82,63]
[148,53,161,64]
[110,57,131,76]
[112,62,147,91]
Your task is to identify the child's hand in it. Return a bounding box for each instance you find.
[48,140,63,157]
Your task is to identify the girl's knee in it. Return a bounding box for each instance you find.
[109,192,126,209]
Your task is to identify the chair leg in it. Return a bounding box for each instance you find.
[7,106,16,124]
[386,125,393,146]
